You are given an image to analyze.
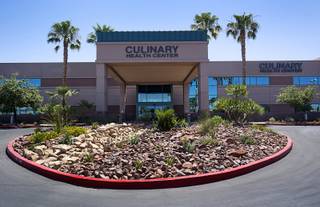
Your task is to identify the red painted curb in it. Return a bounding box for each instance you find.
[6,137,293,189]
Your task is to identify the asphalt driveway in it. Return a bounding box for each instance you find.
[0,126,319,207]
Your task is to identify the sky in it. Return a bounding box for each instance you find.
[0,0,319,62]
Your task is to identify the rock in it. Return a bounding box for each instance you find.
[23,149,39,161]
[48,161,62,169]
[52,144,72,153]
[225,138,236,145]
[116,169,123,176]
[89,142,99,149]
[227,148,247,157]
[79,143,87,148]
[176,169,186,176]
[33,145,47,156]
[62,156,79,163]
[182,162,193,169]
[156,169,164,176]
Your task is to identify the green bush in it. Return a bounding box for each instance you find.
[59,134,72,145]
[240,135,256,145]
[277,86,316,112]
[214,85,264,125]
[268,117,276,122]
[251,124,274,133]
[177,118,188,128]
[154,109,177,131]
[181,137,196,153]
[164,156,175,166]
[29,131,59,144]
[134,159,143,170]
[83,152,93,162]
[199,115,224,135]
[91,122,99,130]
[200,135,218,146]
[129,134,140,145]
[285,117,295,122]
[62,126,86,137]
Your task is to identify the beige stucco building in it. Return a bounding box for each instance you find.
[1,31,320,121]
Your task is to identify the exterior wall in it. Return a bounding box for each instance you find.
[1,59,320,120]
[202,60,320,115]
[0,63,97,106]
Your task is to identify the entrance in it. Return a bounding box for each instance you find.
[136,85,172,118]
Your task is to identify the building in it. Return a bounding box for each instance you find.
[1,30,320,121]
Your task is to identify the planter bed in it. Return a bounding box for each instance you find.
[10,123,289,182]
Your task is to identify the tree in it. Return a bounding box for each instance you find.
[46,86,78,126]
[191,12,221,40]
[87,24,114,44]
[0,75,42,124]
[214,85,264,125]
[226,13,259,84]
[277,86,316,120]
[47,20,81,86]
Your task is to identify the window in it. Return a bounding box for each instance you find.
[217,76,269,86]
[0,107,37,115]
[293,77,320,86]
[208,77,218,110]
[16,78,41,87]
[189,79,198,112]
[137,85,171,103]
[0,78,41,87]
[311,104,320,112]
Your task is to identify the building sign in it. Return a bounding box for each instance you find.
[259,62,303,73]
[125,45,179,58]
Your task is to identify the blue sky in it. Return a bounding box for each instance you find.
[0,0,319,62]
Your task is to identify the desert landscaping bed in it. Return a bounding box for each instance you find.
[11,122,288,180]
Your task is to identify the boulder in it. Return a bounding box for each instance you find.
[227,148,247,157]
[182,162,193,169]
[33,145,47,156]
[52,144,72,153]
[23,149,39,161]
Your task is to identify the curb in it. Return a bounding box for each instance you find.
[6,137,293,189]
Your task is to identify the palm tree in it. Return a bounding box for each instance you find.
[226,13,259,84]
[191,12,221,40]
[47,20,81,86]
[87,24,114,44]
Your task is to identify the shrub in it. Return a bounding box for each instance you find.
[154,109,177,131]
[83,152,93,162]
[285,117,295,122]
[29,131,59,144]
[40,104,64,133]
[62,126,86,137]
[59,134,72,145]
[129,134,140,145]
[268,117,276,122]
[91,122,99,130]
[240,135,256,145]
[277,86,316,113]
[251,124,274,133]
[200,135,218,146]
[214,85,264,125]
[177,118,188,128]
[134,159,143,170]
[199,115,224,135]
[181,137,196,153]
[164,156,175,166]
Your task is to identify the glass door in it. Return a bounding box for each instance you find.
[136,85,172,118]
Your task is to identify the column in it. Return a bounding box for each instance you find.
[198,63,209,112]
[96,63,108,113]
[119,83,127,122]
[183,81,190,114]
